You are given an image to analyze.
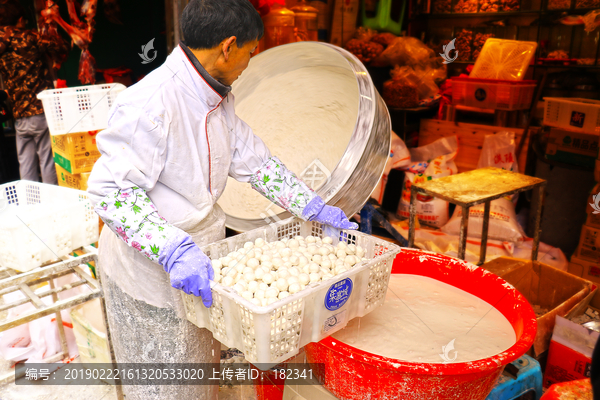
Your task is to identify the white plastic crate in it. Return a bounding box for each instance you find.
[0,181,98,272]
[543,97,600,134]
[37,83,126,136]
[182,218,401,368]
[452,78,536,111]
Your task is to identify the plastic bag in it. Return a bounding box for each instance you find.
[389,65,439,101]
[371,131,411,204]
[372,36,434,68]
[397,136,458,227]
[441,132,526,242]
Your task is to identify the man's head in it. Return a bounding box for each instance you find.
[0,0,25,27]
[181,0,263,86]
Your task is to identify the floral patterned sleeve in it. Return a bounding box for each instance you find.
[95,187,182,263]
[249,156,318,219]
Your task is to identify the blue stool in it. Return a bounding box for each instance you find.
[486,354,543,400]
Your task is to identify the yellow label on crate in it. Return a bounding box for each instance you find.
[51,131,101,174]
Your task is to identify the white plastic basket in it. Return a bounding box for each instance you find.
[182,218,401,368]
[543,97,600,134]
[0,181,99,272]
[37,83,126,136]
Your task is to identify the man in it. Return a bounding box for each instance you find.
[0,0,67,184]
[87,1,357,399]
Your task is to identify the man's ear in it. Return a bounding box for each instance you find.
[221,36,237,61]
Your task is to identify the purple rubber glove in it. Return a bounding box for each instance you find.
[158,232,214,307]
[302,196,358,230]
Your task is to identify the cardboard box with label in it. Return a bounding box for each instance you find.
[55,164,91,191]
[482,257,594,356]
[569,255,600,285]
[51,131,101,174]
[576,224,600,263]
[545,128,599,168]
[543,316,598,387]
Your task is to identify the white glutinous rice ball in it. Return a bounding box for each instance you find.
[318,247,330,256]
[243,271,256,282]
[322,236,333,245]
[277,268,291,279]
[345,255,357,266]
[323,273,334,280]
[356,246,366,258]
[222,276,234,287]
[261,261,274,270]
[255,289,265,300]
[262,273,274,284]
[225,268,237,277]
[307,245,318,255]
[308,263,320,273]
[337,241,347,250]
[272,258,284,269]
[309,272,321,283]
[251,298,261,306]
[254,268,265,280]
[311,254,322,264]
[244,241,254,250]
[298,273,310,285]
[222,256,233,267]
[276,278,289,292]
[278,291,290,300]
[234,275,243,284]
[233,283,245,293]
[281,248,292,258]
[267,297,278,305]
[328,254,337,261]
[288,283,301,294]
[266,287,279,298]
[319,267,330,276]
[320,259,332,269]
[213,273,222,283]
[243,266,254,275]
[247,281,259,293]
[288,256,298,266]
[288,239,299,248]
[255,238,265,247]
[212,259,222,270]
[287,276,299,285]
[336,249,347,259]
[298,254,308,266]
[260,254,272,263]
[293,250,304,258]
[247,258,260,269]
[276,241,286,249]
[288,267,300,277]
[259,282,269,291]
[242,291,253,300]
[283,261,293,269]
[306,236,316,243]
[335,266,348,275]
[346,244,356,255]
[235,264,245,273]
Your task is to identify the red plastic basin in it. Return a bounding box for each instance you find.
[305,248,537,400]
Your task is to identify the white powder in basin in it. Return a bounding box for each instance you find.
[218,66,359,220]
[331,274,516,363]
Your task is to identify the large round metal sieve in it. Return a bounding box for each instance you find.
[222,42,391,232]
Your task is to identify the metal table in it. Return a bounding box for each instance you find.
[407,167,547,265]
[0,246,123,399]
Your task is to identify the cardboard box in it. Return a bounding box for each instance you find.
[569,255,600,285]
[545,128,599,168]
[482,257,594,356]
[51,131,100,174]
[55,164,90,191]
[543,316,598,387]
[576,224,600,263]
[329,0,359,47]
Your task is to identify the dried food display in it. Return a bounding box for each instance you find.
[473,33,494,59]
[383,80,419,109]
[433,0,452,13]
[501,0,520,11]
[480,0,501,11]
[371,32,398,48]
[577,58,596,65]
[575,0,600,7]
[454,0,478,12]
[548,49,569,59]
[345,39,385,63]
[456,29,473,61]
[547,0,572,8]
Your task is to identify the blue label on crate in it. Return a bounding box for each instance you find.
[324,278,353,311]
[570,111,586,128]
[475,88,487,102]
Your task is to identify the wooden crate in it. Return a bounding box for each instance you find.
[419,119,533,173]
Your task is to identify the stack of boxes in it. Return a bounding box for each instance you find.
[569,183,600,282]
[52,130,101,191]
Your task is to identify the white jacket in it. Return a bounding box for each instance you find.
[88,45,271,310]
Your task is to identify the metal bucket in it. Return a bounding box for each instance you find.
[223,42,391,232]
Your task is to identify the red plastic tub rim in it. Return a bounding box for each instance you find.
[317,248,537,377]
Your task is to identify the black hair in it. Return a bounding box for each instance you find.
[0,0,25,26]
[181,0,264,50]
